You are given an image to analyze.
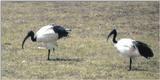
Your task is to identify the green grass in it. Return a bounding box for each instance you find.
[1,1,159,80]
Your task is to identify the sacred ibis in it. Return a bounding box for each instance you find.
[107,29,154,71]
[22,24,71,60]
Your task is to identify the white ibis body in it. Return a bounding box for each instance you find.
[22,24,71,60]
[107,29,154,71]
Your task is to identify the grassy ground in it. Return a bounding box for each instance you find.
[1,1,159,80]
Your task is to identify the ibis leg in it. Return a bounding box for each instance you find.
[48,49,50,60]
[129,57,132,71]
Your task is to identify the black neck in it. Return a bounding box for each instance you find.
[22,30,36,49]
[29,31,36,42]
[113,32,117,43]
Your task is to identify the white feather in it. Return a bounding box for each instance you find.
[35,24,59,49]
[114,38,139,57]
[35,25,58,41]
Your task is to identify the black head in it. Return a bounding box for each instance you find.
[107,29,117,43]
[22,30,36,49]
[107,29,117,40]
[53,26,71,39]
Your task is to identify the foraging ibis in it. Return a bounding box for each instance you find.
[107,29,154,71]
[22,24,71,60]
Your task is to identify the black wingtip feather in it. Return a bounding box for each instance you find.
[52,26,69,39]
[133,41,154,58]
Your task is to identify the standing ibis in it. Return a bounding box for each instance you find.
[22,24,71,60]
[107,29,154,71]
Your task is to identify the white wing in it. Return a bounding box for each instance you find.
[35,25,58,42]
[115,38,139,57]
[116,38,135,48]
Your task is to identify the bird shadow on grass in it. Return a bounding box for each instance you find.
[124,66,148,71]
[48,58,83,62]
[130,68,148,71]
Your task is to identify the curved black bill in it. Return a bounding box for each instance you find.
[107,29,116,41]
[22,34,30,49]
